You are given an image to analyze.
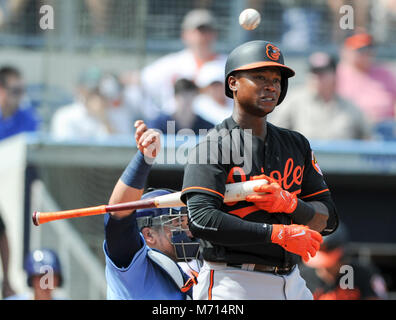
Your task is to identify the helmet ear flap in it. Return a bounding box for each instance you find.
[276,77,288,106]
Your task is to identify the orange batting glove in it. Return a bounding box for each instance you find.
[271,224,323,262]
[245,174,298,213]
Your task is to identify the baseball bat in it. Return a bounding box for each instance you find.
[32,179,268,226]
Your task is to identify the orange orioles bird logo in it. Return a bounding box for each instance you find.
[312,151,323,176]
[266,43,281,61]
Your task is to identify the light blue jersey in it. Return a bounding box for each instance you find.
[104,233,189,300]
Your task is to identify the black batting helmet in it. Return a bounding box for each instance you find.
[225,40,295,105]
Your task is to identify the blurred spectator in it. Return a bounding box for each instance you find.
[148,78,213,135]
[337,32,396,124]
[0,213,15,298]
[98,72,143,134]
[0,66,39,140]
[281,0,328,50]
[50,68,107,140]
[6,249,65,300]
[327,0,371,43]
[0,0,110,34]
[193,60,233,125]
[140,8,226,116]
[269,52,371,140]
[300,223,388,300]
[51,89,112,140]
[51,69,137,140]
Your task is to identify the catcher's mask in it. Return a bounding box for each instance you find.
[136,189,200,261]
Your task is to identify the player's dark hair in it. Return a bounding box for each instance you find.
[0,66,21,88]
[174,78,198,95]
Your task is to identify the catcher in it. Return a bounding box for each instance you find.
[103,120,200,300]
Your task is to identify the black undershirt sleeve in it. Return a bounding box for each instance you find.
[186,192,272,246]
[301,190,338,236]
[290,199,316,225]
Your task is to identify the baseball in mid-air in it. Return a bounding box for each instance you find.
[239,8,261,30]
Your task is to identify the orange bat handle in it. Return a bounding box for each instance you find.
[32,198,157,226]
[33,205,107,226]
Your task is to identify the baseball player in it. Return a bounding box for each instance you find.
[5,249,64,300]
[103,120,200,300]
[140,9,226,116]
[181,40,339,300]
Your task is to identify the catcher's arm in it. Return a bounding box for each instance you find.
[108,120,160,218]
[105,120,160,267]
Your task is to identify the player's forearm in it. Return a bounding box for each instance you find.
[108,181,144,218]
[303,201,329,232]
[108,151,152,218]
[186,193,272,246]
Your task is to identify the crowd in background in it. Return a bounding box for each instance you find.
[1,0,396,50]
[0,8,395,143]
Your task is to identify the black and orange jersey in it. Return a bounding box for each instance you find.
[181,116,338,267]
